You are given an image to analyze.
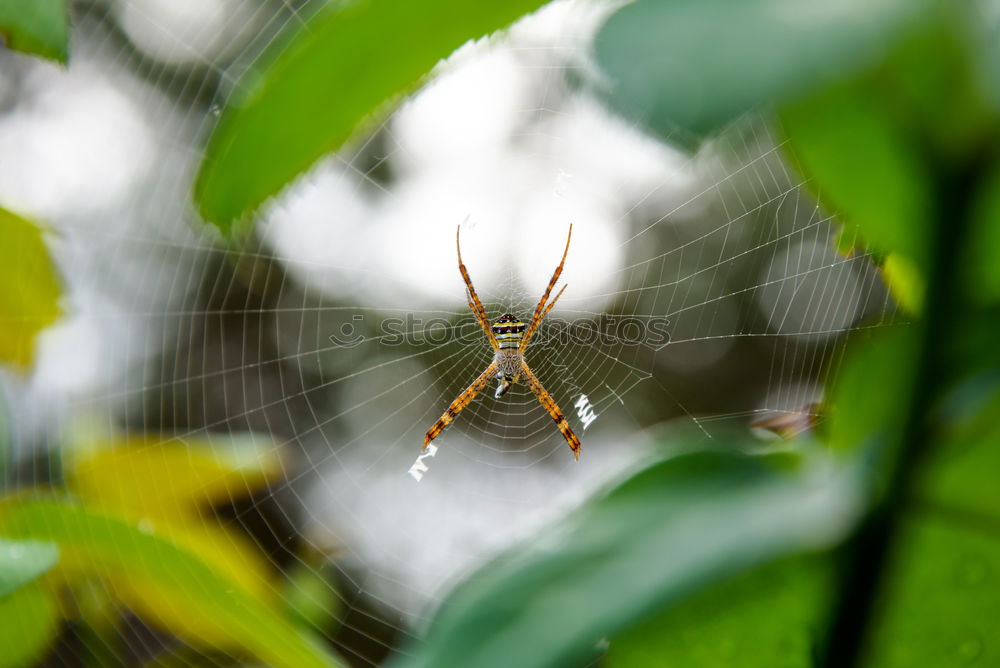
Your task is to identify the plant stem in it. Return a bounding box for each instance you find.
[818,155,983,667]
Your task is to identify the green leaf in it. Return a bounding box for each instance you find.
[882,253,924,314]
[922,433,1000,525]
[607,555,830,667]
[0,538,58,597]
[0,207,62,369]
[194,0,550,229]
[780,10,995,274]
[283,562,342,633]
[781,82,931,269]
[0,0,69,63]
[825,328,918,454]
[864,514,1000,666]
[393,450,855,668]
[921,371,1000,522]
[0,582,60,668]
[964,160,1000,304]
[876,14,994,163]
[593,0,927,142]
[0,498,344,668]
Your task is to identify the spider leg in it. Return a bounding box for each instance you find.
[521,283,567,349]
[521,224,572,352]
[519,360,581,460]
[466,289,495,347]
[457,226,499,351]
[424,362,498,449]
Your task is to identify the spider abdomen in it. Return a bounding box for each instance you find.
[492,313,526,350]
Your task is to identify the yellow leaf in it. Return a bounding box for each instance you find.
[883,252,925,314]
[60,433,292,648]
[41,518,279,649]
[0,499,341,667]
[113,518,277,646]
[66,433,283,518]
[0,207,61,369]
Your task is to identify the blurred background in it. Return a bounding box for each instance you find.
[0,0,897,665]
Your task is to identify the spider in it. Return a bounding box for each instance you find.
[422,224,582,459]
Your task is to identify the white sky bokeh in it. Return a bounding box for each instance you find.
[117,0,261,66]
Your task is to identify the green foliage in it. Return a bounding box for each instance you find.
[0,539,60,667]
[194,0,550,230]
[283,562,343,634]
[0,538,58,597]
[0,498,343,668]
[881,254,924,314]
[922,379,1000,520]
[965,161,1000,304]
[392,450,853,668]
[0,582,61,668]
[781,85,930,270]
[0,207,62,369]
[0,0,69,63]
[593,0,929,144]
[607,556,830,667]
[865,515,1000,666]
[824,329,917,454]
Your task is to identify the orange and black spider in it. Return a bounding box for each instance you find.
[422,224,582,460]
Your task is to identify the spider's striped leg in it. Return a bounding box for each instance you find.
[457,226,498,351]
[521,224,572,352]
[424,362,498,449]
[520,283,567,349]
[466,290,494,346]
[519,360,581,460]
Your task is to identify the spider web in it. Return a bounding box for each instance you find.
[0,1,896,665]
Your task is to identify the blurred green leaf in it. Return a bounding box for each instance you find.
[825,328,918,453]
[973,0,1000,114]
[394,450,855,668]
[593,0,927,142]
[879,14,994,163]
[62,433,285,630]
[920,371,1000,521]
[781,82,931,269]
[0,0,69,63]
[864,514,1000,666]
[882,253,924,314]
[0,581,60,668]
[0,207,62,369]
[948,308,1000,385]
[923,433,1000,523]
[283,562,342,633]
[0,538,58,596]
[607,555,829,667]
[194,0,549,229]
[0,498,343,668]
[964,160,1000,304]
[781,9,996,278]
